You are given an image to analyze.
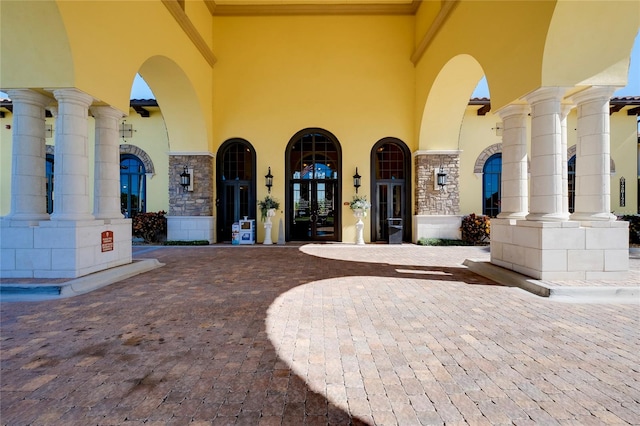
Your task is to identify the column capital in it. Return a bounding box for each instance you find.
[496,103,529,120]
[523,86,567,105]
[52,88,94,108]
[90,105,125,121]
[5,89,52,108]
[569,86,617,105]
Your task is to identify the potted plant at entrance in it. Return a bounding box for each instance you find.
[259,195,280,245]
[349,195,371,217]
[258,195,280,222]
[349,195,370,245]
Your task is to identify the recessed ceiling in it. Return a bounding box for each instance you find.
[207,0,420,16]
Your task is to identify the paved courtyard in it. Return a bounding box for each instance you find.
[1,244,639,425]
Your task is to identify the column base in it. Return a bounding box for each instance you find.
[490,219,629,280]
[525,212,570,222]
[570,212,617,222]
[1,219,132,279]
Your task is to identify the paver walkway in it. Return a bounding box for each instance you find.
[1,244,639,425]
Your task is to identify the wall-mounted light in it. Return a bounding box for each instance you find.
[265,167,273,193]
[353,168,361,193]
[434,163,447,190]
[180,166,193,192]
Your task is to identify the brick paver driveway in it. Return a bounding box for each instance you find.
[1,245,638,425]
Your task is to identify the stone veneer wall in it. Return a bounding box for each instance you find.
[415,152,460,215]
[169,155,213,216]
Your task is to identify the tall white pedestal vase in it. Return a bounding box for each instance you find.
[264,208,276,245]
[259,195,280,245]
[349,195,371,246]
[353,209,365,245]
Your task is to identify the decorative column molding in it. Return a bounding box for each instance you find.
[496,103,529,220]
[524,87,570,222]
[50,88,95,221]
[91,106,125,220]
[560,103,573,216]
[5,89,52,221]
[569,86,617,221]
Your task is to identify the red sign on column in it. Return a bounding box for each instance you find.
[101,230,114,252]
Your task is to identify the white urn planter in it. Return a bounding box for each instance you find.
[352,208,365,245]
[263,208,276,244]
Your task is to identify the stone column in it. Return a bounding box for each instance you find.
[91,106,125,220]
[50,89,95,221]
[569,86,617,221]
[524,87,569,222]
[496,104,529,220]
[5,89,52,221]
[560,103,573,216]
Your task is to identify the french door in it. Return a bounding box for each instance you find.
[220,181,250,241]
[375,182,404,241]
[290,180,337,241]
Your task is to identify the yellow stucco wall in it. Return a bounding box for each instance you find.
[212,14,416,241]
[0,0,213,153]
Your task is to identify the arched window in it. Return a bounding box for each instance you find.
[568,155,576,214]
[482,153,501,217]
[120,154,146,218]
[46,154,54,213]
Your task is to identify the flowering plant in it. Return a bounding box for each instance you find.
[349,195,371,211]
[132,211,167,243]
[258,195,280,221]
[460,213,490,245]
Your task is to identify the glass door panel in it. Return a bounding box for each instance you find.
[290,180,336,240]
[221,182,251,241]
[376,182,404,242]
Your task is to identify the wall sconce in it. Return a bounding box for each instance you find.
[353,168,361,193]
[265,167,273,193]
[434,165,447,190]
[180,166,193,192]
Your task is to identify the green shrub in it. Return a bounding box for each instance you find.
[163,240,210,246]
[417,238,471,246]
[620,215,640,244]
[460,213,490,245]
[132,211,167,243]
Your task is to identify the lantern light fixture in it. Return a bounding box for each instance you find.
[180,166,192,192]
[265,167,273,193]
[353,168,361,193]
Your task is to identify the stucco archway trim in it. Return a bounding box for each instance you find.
[473,143,502,174]
[120,144,155,176]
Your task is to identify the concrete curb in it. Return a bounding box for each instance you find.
[0,258,164,302]
[462,259,639,304]
[462,259,552,297]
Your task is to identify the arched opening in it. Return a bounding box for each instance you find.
[216,139,256,242]
[120,154,147,218]
[286,129,341,242]
[370,138,412,242]
[482,153,502,217]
